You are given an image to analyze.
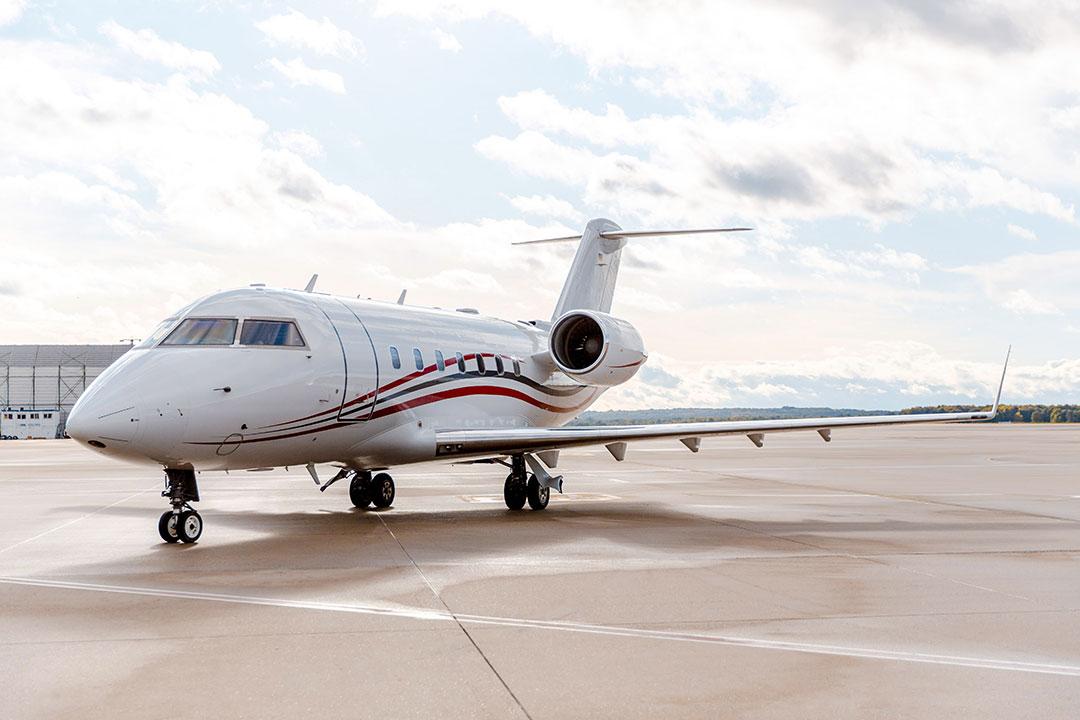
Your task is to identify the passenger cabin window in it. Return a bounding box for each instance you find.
[476,354,486,374]
[512,358,522,376]
[413,348,424,371]
[161,318,237,346]
[389,346,401,369]
[435,350,445,371]
[240,319,304,346]
[456,353,465,372]
[495,355,505,376]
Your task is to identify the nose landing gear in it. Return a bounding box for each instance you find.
[158,468,202,544]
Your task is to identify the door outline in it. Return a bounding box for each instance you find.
[320,299,379,422]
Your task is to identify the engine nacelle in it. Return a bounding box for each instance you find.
[548,310,647,387]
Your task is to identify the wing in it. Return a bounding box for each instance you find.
[435,349,1010,461]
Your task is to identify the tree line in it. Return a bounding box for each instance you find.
[901,405,1080,423]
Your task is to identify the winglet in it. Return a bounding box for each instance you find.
[304,274,318,293]
[990,345,1011,417]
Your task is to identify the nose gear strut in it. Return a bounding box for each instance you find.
[158,468,202,544]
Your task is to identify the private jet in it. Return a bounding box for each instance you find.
[66,219,1008,544]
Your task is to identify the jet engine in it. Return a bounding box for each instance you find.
[548,310,647,387]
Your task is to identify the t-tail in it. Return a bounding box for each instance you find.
[514,218,753,320]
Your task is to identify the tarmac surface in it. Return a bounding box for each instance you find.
[2,425,1080,719]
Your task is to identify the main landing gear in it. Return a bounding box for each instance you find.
[504,455,549,511]
[347,470,396,510]
[158,468,202,544]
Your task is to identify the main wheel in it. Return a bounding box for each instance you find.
[349,473,372,508]
[157,511,179,543]
[371,472,395,508]
[177,510,203,544]
[503,473,527,510]
[527,475,549,510]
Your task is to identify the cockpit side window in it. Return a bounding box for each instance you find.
[161,318,237,346]
[137,318,179,348]
[240,319,305,347]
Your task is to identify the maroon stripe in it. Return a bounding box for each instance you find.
[369,384,592,420]
[190,383,591,446]
[260,352,479,429]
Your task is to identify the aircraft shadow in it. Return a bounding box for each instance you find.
[42,499,1059,585]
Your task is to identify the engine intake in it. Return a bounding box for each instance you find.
[549,310,647,387]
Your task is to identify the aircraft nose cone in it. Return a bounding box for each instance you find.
[67,387,141,447]
[65,402,89,441]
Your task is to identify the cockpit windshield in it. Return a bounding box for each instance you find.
[240,319,305,346]
[161,318,238,346]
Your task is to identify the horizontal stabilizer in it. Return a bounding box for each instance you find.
[513,227,753,246]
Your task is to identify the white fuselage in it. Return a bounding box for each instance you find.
[66,287,604,471]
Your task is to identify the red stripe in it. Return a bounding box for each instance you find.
[261,352,478,429]
[195,383,591,446]
[369,384,591,420]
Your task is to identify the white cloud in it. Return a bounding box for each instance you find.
[598,341,1075,411]
[274,129,324,159]
[0,38,401,342]
[99,21,220,81]
[953,250,1080,314]
[256,9,362,58]
[0,0,25,27]
[1007,223,1037,241]
[383,3,1080,230]
[504,194,581,223]
[791,244,927,283]
[1001,289,1061,316]
[431,28,462,52]
[268,57,346,94]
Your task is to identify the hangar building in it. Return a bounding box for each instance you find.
[0,345,132,439]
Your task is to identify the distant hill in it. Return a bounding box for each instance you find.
[571,405,1080,425]
[903,404,1080,423]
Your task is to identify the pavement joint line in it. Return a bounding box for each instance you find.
[2,575,1079,677]
[0,485,158,555]
[374,515,534,720]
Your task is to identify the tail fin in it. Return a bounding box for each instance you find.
[550,218,625,320]
[515,218,753,321]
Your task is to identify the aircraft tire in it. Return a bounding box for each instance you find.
[158,511,179,543]
[504,473,527,510]
[526,475,549,511]
[372,473,395,508]
[177,510,203,544]
[349,474,372,508]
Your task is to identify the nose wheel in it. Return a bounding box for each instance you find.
[157,511,179,543]
[159,468,202,544]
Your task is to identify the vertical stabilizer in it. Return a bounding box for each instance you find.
[552,218,626,320]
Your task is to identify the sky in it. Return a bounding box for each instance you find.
[1,0,1079,410]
